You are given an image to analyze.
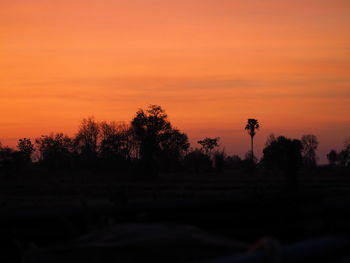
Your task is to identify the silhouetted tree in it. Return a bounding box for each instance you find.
[0,146,17,176]
[239,150,258,172]
[344,137,350,148]
[131,105,174,178]
[265,133,276,148]
[225,155,243,170]
[334,138,350,167]
[159,128,190,171]
[245,119,260,160]
[17,138,34,164]
[327,150,338,166]
[123,127,139,160]
[344,138,350,167]
[301,134,319,167]
[213,149,226,174]
[99,121,131,169]
[36,133,73,169]
[74,117,100,167]
[131,105,171,159]
[338,150,349,167]
[244,150,258,165]
[184,148,212,174]
[262,136,303,192]
[197,137,220,155]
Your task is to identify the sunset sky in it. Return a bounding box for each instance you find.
[1,0,350,162]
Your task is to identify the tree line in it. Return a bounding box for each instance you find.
[0,105,349,181]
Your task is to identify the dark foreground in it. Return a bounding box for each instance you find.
[1,170,350,262]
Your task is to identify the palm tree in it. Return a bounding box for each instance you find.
[245,118,260,160]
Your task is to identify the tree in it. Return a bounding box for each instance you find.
[0,146,17,176]
[345,137,350,151]
[225,155,243,170]
[213,149,226,174]
[262,136,303,192]
[184,148,212,174]
[160,129,190,154]
[36,133,73,169]
[301,134,319,167]
[326,139,350,168]
[100,122,128,156]
[99,121,132,169]
[17,138,35,163]
[327,150,338,166]
[159,128,190,171]
[74,117,100,166]
[197,137,220,155]
[265,133,276,148]
[338,150,350,167]
[131,105,172,160]
[245,119,260,160]
[130,105,190,176]
[131,105,173,178]
[244,150,258,164]
[342,138,350,167]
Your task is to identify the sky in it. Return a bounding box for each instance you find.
[1,0,350,163]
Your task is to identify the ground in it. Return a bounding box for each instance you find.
[1,168,350,262]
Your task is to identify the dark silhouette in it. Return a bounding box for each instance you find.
[262,136,303,192]
[338,149,350,167]
[325,139,350,168]
[301,134,319,168]
[74,117,100,168]
[184,148,212,174]
[241,150,258,172]
[2,104,350,263]
[224,155,243,169]
[99,121,132,170]
[339,138,350,167]
[213,149,226,174]
[265,133,276,148]
[131,105,189,178]
[131,105,171,160]
[35,133,73,169]
[158,128,190,171]
[0,107,347,179]
[244,118,260,160]
[1,107,347,177]
[0,146,17,176]
[17,138,35,164]
[197,137,220,155]
[327,149,338,166]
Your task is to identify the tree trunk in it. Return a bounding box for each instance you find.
[251,136,254,160]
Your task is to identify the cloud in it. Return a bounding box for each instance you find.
[2,75,350,104]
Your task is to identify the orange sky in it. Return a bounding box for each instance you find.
[1,0,350,162]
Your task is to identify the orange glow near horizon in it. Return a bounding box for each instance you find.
[1,0,350,162]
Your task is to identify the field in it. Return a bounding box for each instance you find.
[1,169,350,262]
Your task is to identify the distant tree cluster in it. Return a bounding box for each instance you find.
[0,105,190,178]
[327,139,350,167]
[0,105,349,182]
[262,135,303,191]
